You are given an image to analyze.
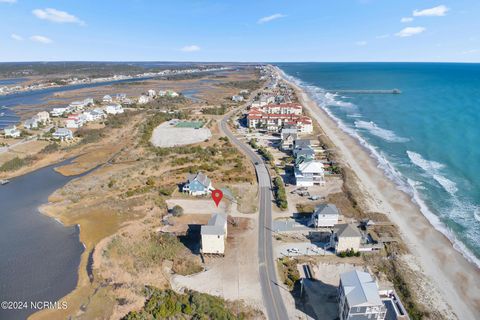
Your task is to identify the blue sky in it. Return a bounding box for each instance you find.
[1,0,479,62]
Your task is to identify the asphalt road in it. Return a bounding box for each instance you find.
[220,110,289,320]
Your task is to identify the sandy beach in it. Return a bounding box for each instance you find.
[276,67,480,319]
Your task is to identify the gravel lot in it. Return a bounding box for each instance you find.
[150,120,212,147]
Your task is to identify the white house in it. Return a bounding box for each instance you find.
[69,100,87,111]
[201,213,228,255]
[147,89,156,97]
[102,95,113,103]
[138,95,150,105]
[24,118,39,129]
[50,107,69,117]
[115,93,127,102]
[83,109,105,122]
[52,128,73,141]
[158,90,166,97]
[294,160,325,186]
[65,114,84,129]
[4,125,21,138]
[338,270,387,320]
[232,95,244,102]
[309,204,339,228]
[36,111,50,123]
[104,104,124,115]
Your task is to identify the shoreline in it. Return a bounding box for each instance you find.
[275,66,480,319]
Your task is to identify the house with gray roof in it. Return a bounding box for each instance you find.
[309,204,339,228]
[201,213,228,255]
[338,269,387,320]
[335,223,363,253]
[182,172,213,196]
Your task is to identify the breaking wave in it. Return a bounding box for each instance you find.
[355,120,409,143]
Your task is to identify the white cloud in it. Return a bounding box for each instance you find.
[355,41,367,46]
[181,45,200,52]
[376,34,390,39]
[462,49,480,55]
[401,17,413,23]
[257,13,286,24]
[395,26,426,37]
[413,5,449,17]
[11,33,23,41]
[33,8,85,25]
[0,0,17,3]
[30,35,53,44]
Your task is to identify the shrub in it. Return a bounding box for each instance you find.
[273,176,288,210]
[0,156,35,172]
[171,205,184,217]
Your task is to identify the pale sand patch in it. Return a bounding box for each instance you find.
[150,121,212,147]
[277,67,480,319]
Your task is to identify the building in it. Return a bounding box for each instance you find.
[102,95,113,103]
[294,160,325,186]
[201,213,228,255]
[309,204,339,228]
[338,270,387,320]
[24,118,39,129]
[246,104,312,133]
[281,133,297,151]
[115,93,127,102]
[147,89,156,97]
[104,104,124,115]
[335,224,362,253]
[232,95,244,102]
[69,100,88,111]
[182,172,213,196]
[138,95,150,105]
[52,128,73,141]
[83,109,105,122]
[65,114,84,129]
[166,90,179,97]
[50,107,69,117]
[36,111,50,123]
[4,125,21,138]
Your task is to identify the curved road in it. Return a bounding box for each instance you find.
[220,110,289,320]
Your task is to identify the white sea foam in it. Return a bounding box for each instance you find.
[355,120,409,143]
[407,151,458,195]
[346,114,362,118]
[407,151,444,171]
[278,67,480,268]
[324,92,354,107]
[474,208,480,223]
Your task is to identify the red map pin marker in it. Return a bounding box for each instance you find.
[211,189,223,207]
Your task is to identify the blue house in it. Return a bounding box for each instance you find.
[182,172,213,196]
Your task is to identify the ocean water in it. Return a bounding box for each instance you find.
[278,63,480,267]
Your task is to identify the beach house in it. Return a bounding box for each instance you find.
[65,114,84,129]
[4,125,21,138]
[50,107,69,117]
[166,90,179,97]
[102,95,113,103]
[338,270,387,320]
[138,95,150,105]
[52,128,73,141]
[147,89,156,97]
[104,104,124,115]
[232,95,244,102]
[309,204,340,228]
[182,172,213,196]
[23,118,39,129]
[335,224,362,253]
[36,111,50,124]
[201,213,228,255]
[294,160,325,186]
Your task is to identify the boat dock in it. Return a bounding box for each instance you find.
[327,89,401,94]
